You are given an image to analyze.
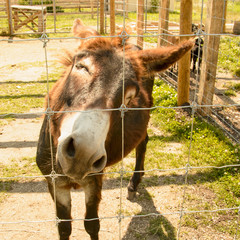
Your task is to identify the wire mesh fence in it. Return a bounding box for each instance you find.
[0,0,240,239]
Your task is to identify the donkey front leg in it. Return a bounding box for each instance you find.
[127,134,148,200]
[82,175,103,240]
[48,180,72,240]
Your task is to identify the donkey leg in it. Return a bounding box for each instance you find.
[82,175,103,240]
[198,52,203,72]
[48,180,72,240]
[127,134,148,200]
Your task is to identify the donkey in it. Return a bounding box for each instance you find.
[191,23,204,73]
[36,19,193,240]
[191,36,204,72]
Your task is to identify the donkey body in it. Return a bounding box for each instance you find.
[36,19,193,240]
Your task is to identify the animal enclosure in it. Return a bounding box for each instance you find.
[0,0,240,239]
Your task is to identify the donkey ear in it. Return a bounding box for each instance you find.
[72,18,99,38]
[136,40,194,75]
[72,18,100,48]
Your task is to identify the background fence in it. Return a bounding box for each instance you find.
[0,0,240,239]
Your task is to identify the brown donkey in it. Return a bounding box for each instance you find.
[36,19,193,240]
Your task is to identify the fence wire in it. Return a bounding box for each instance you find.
[0,0,240,239]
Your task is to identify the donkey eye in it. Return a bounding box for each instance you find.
[75,63,89,73]
[124,88,137,106]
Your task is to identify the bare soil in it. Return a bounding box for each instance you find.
[0,37,237,239]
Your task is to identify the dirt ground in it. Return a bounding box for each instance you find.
[0,37,238,239]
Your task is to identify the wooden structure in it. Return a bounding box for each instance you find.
[48,0,98,18]
[110,0,115,36]
[11,5,46,33]
[198,0,225,115]
[137,0,144,48]
[2,0,129,35]
[100,0,104,34]
[156,0,192,106]
[157,0,170,47]
[177,0,192,106]
[233,21,240,34]
[99,0,128,35]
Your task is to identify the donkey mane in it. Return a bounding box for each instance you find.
[58,35,131,67]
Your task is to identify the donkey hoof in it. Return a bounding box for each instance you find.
[127,190,136,200]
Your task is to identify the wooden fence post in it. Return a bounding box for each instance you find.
[157,0,170,47]
[177,0,192,106]
[223,0,228,33]
[6,0,13,35]
[198,0,225,115]
[125,0,129,18]
[91,0,94,19]
[100,0,104,34]
[137,0,144,48]
[110,0,115,36]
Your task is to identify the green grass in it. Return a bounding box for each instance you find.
[0,82,45,114]
[148,216,177,239]
[0,157,41,203]
[224,82,240,96]
[150,78,240,236]
[0,61,61,115]
[224,89,237,96]
[0,81,55,114]
[0,20,9,35]
[181,184,239,235]
[1,0,240,36]
[218,36,240,77]
[1,61,45,71]
[232,83,240,91]
[0,157,40,178]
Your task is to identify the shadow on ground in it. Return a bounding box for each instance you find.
[122,188,176,240]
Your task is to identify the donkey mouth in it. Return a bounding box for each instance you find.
[63,169,103,182]
[57,154,107,181]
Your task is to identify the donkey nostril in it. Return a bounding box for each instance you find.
[93,156,106,170]
[66,137,75,157]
